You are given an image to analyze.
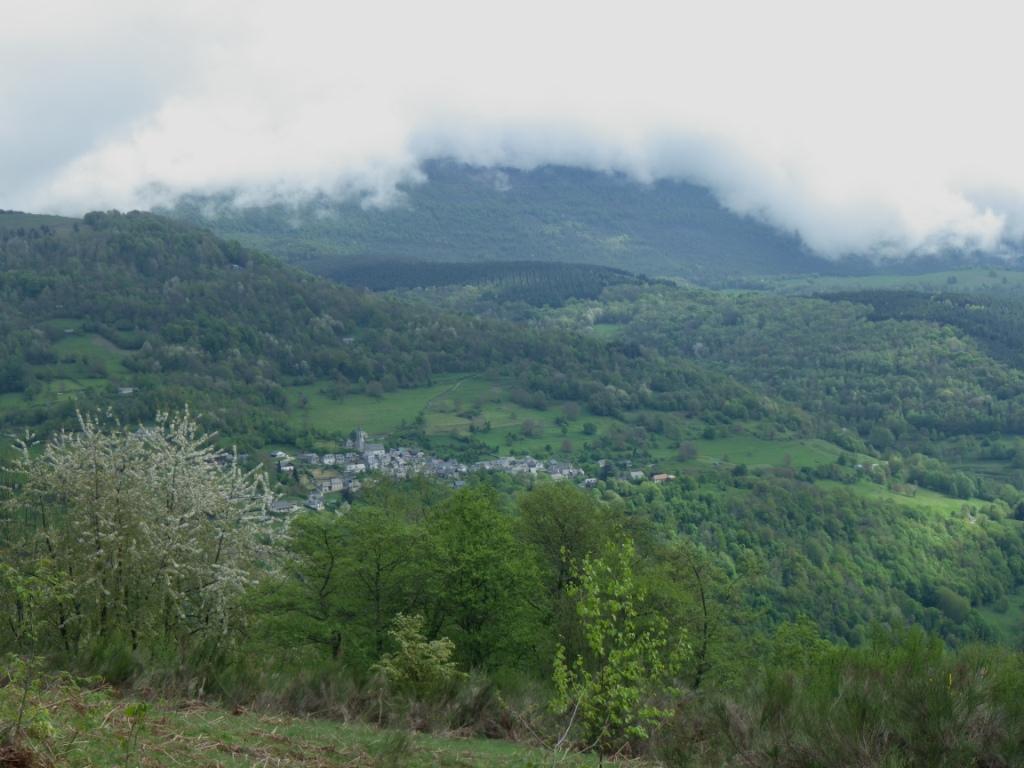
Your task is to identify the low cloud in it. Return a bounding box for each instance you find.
[5,0,1024,258]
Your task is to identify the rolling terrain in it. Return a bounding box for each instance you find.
[3,205,1024,766]
[3,207,1024,648]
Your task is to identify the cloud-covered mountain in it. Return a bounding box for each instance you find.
[163,161,829,283]
[7,2,1024,261]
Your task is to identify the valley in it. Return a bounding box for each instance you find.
[3,203,1024,766]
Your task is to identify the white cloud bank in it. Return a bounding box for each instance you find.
[4,0,1024,257]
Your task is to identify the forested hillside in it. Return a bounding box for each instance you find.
[822,289,1024,371]
[163,161,833,283]
[572,285,1024,443]
[0,210,774,447]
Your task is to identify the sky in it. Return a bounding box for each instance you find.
[4,0,1024,257]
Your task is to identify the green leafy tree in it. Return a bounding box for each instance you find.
[650,539,749,690]
[426,487,537,669]
[0,561,70,653]
[552,540,688,753]
[258,505,426,669]
[258,512,351,661]
[517,484,619,663]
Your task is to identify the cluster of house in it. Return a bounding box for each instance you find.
[266,429,599,514]
[471,456,585,481]
[264,430,679,516]
[629,470,677,483]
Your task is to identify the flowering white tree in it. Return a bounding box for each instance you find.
[1,410,270,657]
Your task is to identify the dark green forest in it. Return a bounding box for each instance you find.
[320,258,654,306]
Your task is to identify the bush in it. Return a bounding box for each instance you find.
[0,411,268,673]
[374,615,464,702]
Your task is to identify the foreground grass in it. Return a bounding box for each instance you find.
[2,686,601,767]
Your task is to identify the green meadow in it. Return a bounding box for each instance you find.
[0,211,75,230]
[0,378,110,413]
[772,267,1024,295]
[0,328,133,413]
[587,322,625,339]
[285,373,626,456]
[51,332,131,375]
[284,375,466,435]
[977,585,1024,646]
[816,478,988,515]
[683,435,841,469]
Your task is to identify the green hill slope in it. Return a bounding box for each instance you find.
[0,209,772,450]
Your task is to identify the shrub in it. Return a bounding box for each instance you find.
[654,628,1024,767]
[374,615,464,702]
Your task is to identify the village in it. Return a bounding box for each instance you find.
[265,429,675,514]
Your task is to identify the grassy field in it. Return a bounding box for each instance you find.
[0,325,133,413]
[37,317,87,333]
[0,377,109,411]
[686,435,840,469]
[285,374,628,457]
[425,387,625,457]
[0,687,601,768]
[0,329,134,422]
[815,479,987,515]
[772,268,1024,295]
[978,585,1024,647]
[284,375,469,435]
[0,211,75,230]
[51,332,130,376]
[953,458,1020,485]
[587,323,625,340]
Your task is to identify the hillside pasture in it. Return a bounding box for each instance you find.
[815,478,989,516]
[773,268,1024,295]
[283,375,466,436]
[51,332,131,376]
[692,435,840,469]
